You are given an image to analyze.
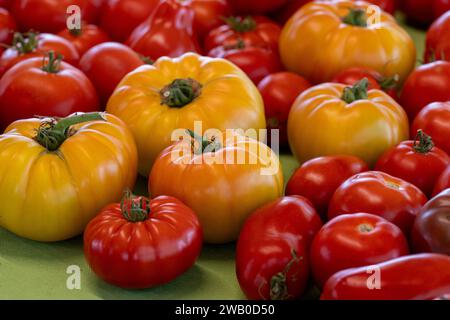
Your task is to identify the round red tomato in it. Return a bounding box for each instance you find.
[433,0,450,18]
[328,171,428,234]
[79,42,145,105]
[57,23,110,56]
[412,102,450,156]
[228,0,289,14]
[425,11,450,63]
[0,52,99,130]
[189,0,231,40]
[0,8,16,52]
[286,155,369,219]
[311,213,409,287]
[84,192,203,289]
[204,15,281,54]
[434,166,450,196]
[236,196,322,300]
[257,72,311,146]
[400,61,450,121]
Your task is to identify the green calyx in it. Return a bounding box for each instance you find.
[187,129,221,155]
[41,51,63,74]
[224,16,257,33]
[342,8,368,27]
[120,190,150,222]
[160,78,202,108]
[413,130,434,154]
[342,78,369,103]
[268,249,303,300]
[12,32,39,54]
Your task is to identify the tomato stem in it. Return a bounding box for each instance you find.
[139,54,154,65]
[160,78,202,108]
[120,190,150,222]
[378,74,399,90]
[342,8,368,27]
[187,129,221,155]
[12,32,39,54]
[268,249,302,300]
[342,78,369,103]
[359,224,374,233]
[69,26,82,37]
[41,51,63,74]
[413,129,434,154]
[224,16,256,33]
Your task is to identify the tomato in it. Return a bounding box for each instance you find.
[0,53,99,130]
[107,53,266,176]
[149,130,283,244]
[204,16,281,54]
[401,0,435,26]
[273,0,312,24]
[286,155,369,219]
[188,0,231,40]
[287,79,409,167]
[368,0,397,14]
[257,72,311,146]
[425,11,450,63]
[433,166,450,196]
[0,32,79,76]
[412,102,450,156]
[236,196,322,300]
[328,171,427,233]
[0,0,9,9]
[0,112,137,241]
[84,191,202,289]
[311,213,409,287]
[228,0,289,14]
[433,0,450,18]
[57,23,110,56]
[0,8,16,53]
[400,61,450,121]
[127,0,201,61]
[79,42,144,106]
[280,0,415,84]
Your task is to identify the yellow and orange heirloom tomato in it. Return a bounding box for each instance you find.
[279,0,416,84]
[0,113,138,242]
[106,52,266,176]
[149,130,284,244]
[287,80,409,167]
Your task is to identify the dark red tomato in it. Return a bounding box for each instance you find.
[0,32,79,75]
[412,102,450,156]
[228,0,289,14]
[286,155,369,219]
[204,16,281,54]
[127,0,201,61]
[375,130,450,197]
[370,0,397,14]
[328,171,428,234]
[400,61,450,121]
[236,196,322,300]
[311,213,409,287]
[257,72,311,146]
[425,11,450,63]
[0,0,9,9]
[0,8,16,52]
[100,0,159,42]
[273,0,311,24]
[0,53,99,130]
[84,192,203,289]
[433,166,450,196]
[401,0,435,26]
[57,24,110,56]
[79,42,144,106]
[321,253,450,300]
[433,0,450,18]
[189,0,231,40]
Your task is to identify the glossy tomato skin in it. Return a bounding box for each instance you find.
[400,61,450,121]
[311,213,409,287]
[189,0,231,40]
[286,155,368,219]
[369,0,397,14]
[57,24,110,56]
[321,253,450,300]
[433,0,450,18]
[236,196,322,300]
[228,0,288,14]
[0,8,15,51]
[79,42,144,106]
[0,57,99,130]
[84,195,203,289]
[433,166,450,196]
[425,11,450,63]
[328,171,428,234]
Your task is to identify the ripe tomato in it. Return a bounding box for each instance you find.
[425,11,450,63]
[236,196,322,300]
[188,0,231,40]
[0,0,10,9]
[79,42,144,106]
[0,8,16,52]
[433,166,450,196]
[321,253,450,300]
[0,53,99,130]
[311,213,409,287]
[228,0,289,14]
[433,0,450,18]
[204,16,281,54]
[401,0,435,26]
[412,102,450,156]
[286,155,369,219]
[84,192,202,289]
[368,0,397,14]
[57,23,110,56]
[328,171,428,233]
[273,0,312,24]
[400,61,450,121]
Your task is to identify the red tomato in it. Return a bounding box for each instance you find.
[228,0,289,14]
[127,0,201,61]
[368,0,397,14]
[400,61,450,121]
[57,24,110,56]
[0,0,9,9]
[401,0,435,26]
[433,0,450,18]
[189,0,231,40]
[79,42,145,106]
[311,213,409,287]
[286,155,369,219]
[273,0,311,24]
[321,253,450,300]
[204,16,281,54]
[412,102,450,156]
[0,8,15,52]
[0,52,99,130]
[84,192,202,289]
[425,11,450,63]
[257,72,311,146]
[236,196,322,300]
[328,171,428,234]
[433,166,450,196]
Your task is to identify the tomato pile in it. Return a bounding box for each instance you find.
[0,0,449,300]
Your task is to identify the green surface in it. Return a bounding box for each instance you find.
[0,18,426,300]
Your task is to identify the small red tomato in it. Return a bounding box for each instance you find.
[236,196,322,300]
[328,171,428,234]
[311,213,409,287]
[57,24,110,56]
[433,166,450,196]
[84,192,203,289]
[189,0,231,40]
[79,42,145,106]
[0,8,16,52]
[228,0,289,14]
[286,155,369,219]
[425,11,450,63]
[257,72,311,146]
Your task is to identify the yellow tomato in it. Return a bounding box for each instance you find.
[149,130,283,244]
[107,52,266,176]
[0,113,138,241]
[287,79,409,167]
[279,0,416,83]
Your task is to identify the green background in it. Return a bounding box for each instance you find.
[0,18,426,300]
